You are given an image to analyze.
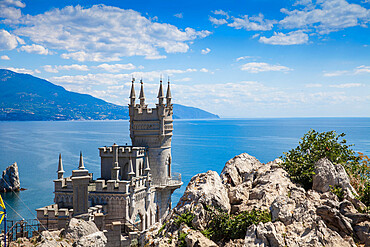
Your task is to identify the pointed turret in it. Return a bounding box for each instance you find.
[128,156,135,177]
[166,79,172,106]
[57,153,64,179]
[129,78,136,106]
[78,151,85,170]
[139,79,145,106]
[157,79,165,105]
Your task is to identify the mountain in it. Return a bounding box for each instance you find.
[0,69,219,121]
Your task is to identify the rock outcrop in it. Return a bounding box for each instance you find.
[142,153,370,247]
[9,218,107,247]
[0,162,21,192]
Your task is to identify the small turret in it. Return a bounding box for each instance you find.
[166,80,172,106]
[78,151,85,170]
[157,79,165,105]
[128,157,135,178]
[57,153,64,179]
[111,143,120,180]
[129,78,136,106]
[139,79,145,107]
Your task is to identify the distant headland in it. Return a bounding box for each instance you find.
[0,69,219,121]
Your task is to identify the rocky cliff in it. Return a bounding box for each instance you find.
[0,162,21,192]
[142,153,370,247]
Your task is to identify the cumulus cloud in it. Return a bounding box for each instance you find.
[19,44,50,55]
[10,5,210,62]
[201,48,211,54]
[259,30,308,45]
[1,55,10,60]
[228,14,276,31]
[241,62,292,73]
[0,29,22,50]
[209,16,228,25]
[212,10,229,18]
[43,64,89,73]
[0,0,25,8]
[97,63,136,72]
[5,67,38,75]
[280,0,370,34]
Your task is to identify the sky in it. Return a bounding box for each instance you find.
[0,0,369,118]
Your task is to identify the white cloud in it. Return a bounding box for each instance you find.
[236,56,252,61]
[228,14,276,31]
[201,48,211,54]
[0,29,20,50]
[174,13,183,18]
[19,44,50,55]
[355,65,370,74]
[200,68,209,72]
[280,0,370,34]
[43,64,89,73]
[241,62,292,73]
[212,10,229,18]
[1,55,10,60]
[259,30,308,45]
[97,63,136,72]
[5,67,37,75]
[305,83,322,88]
[323,70,349,77]
[0,0,26,8]
[175,77,192,82]
[209,16,228,25]
[10,5,211,62]
[329,83,364,88]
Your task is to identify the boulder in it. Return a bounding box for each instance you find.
[180,225,218,247]
[312,158,357,197]
[176,170,230,214]
[65,218,107,246]
[0,162,21,192]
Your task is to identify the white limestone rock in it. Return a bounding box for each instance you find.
[65,218,107,246]
[181,224,218,247]
[0,162,21,192]
[312,158,357,197]
[220,153,262,186]
[176,170,230,214]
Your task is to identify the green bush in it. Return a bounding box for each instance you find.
[330,185,344,201]
[202,207,271,242]
[281,130,359,190]
[174,211,195,228]
[178,231,188,247]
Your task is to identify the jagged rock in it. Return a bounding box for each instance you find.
[0,162,21,192]
[37,230,72,247]
[74,231,107,247]
[176,170,230,214]
[144,153,370,247]
[220,153,262,186]
[65,218,107,246]
[312,158,357,197]
[181,225,218,247]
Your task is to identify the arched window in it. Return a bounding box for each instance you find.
[166,155,171,178]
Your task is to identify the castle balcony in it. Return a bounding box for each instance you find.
[152,172,182,190]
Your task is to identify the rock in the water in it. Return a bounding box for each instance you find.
[0,162,20,192]
[312,158,356,197]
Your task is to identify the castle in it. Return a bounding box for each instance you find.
[36,79,182,244]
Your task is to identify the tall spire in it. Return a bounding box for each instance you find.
[139,79,145,106]
[129,78,136,106]
[157,78,164,105]
[78,151,85,170]
[166,79,172,106]
[57,153,64,179]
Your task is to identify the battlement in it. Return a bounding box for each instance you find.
[98,146,146,157]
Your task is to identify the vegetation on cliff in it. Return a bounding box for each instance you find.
[281,129,370,208]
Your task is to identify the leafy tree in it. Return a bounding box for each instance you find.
[281,130,359,190]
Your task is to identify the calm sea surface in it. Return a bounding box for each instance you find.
[0,118,369,222]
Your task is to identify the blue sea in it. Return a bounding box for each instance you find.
[0,118,369,222]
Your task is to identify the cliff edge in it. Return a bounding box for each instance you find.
[142,153,370,247]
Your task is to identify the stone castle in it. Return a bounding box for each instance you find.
[36,79,182,244]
